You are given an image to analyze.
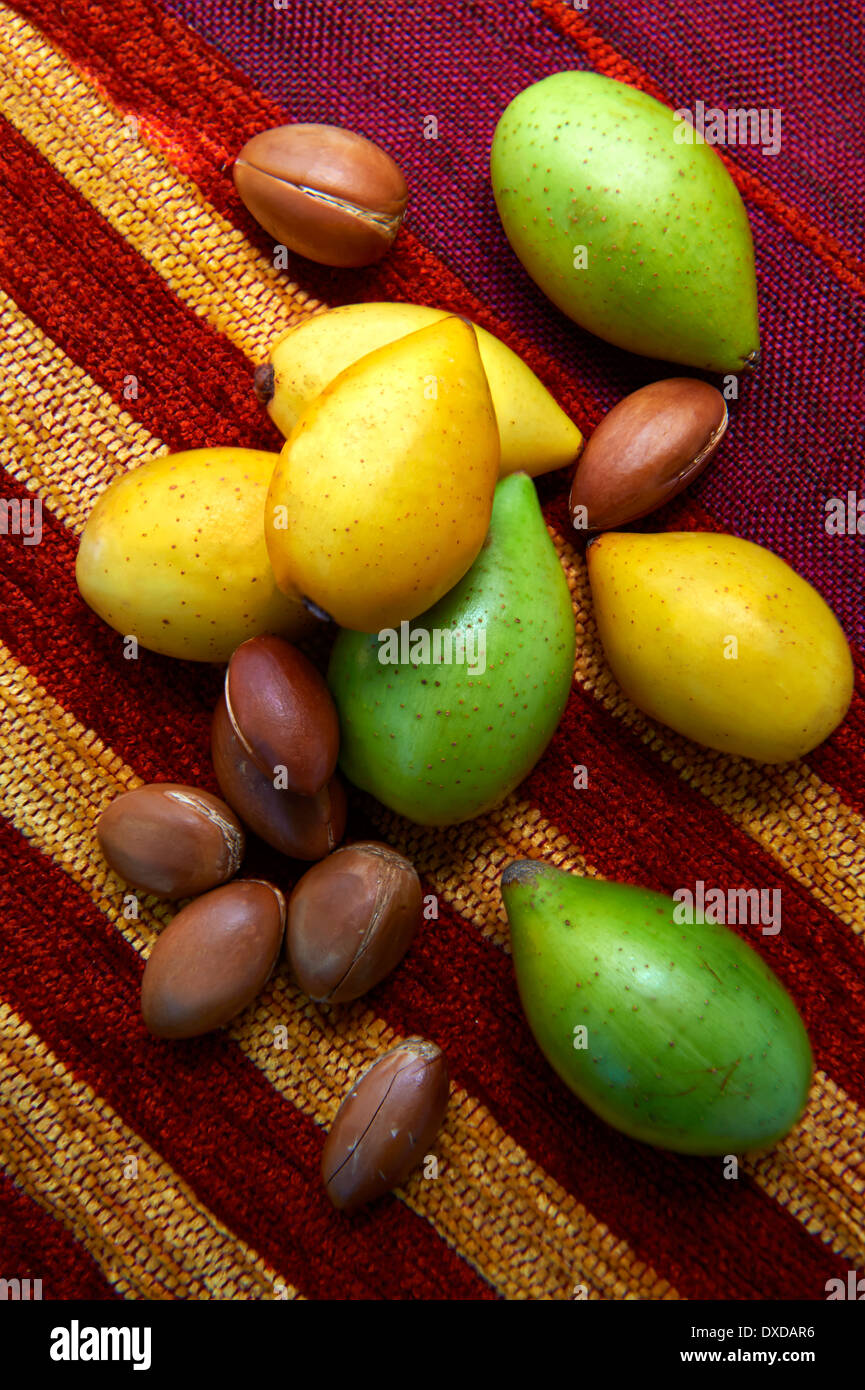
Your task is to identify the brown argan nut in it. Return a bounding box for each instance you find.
[97,783,244,898]
[233,123,408,268]
[322,1038,449,1213]
[569,377,728,531]
[225,635,339,797]
[212,691,345,860]
[141,879,285,1038]
[287,841,422,1002]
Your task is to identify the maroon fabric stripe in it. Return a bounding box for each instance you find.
[530,0,865,268]
[0,116,276,454]
[0,1172,122,1301]
[0,822,494,1301]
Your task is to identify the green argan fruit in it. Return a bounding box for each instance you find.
[501,862,812,1155]
[491,71,760,372]
[327,473,575,826]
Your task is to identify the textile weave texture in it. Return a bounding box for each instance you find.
[0,0,863,1300]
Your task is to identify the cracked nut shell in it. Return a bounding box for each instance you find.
[233,123,408,268]
[97,782,244,898]
[322,1037,449,1213]
[141,879,285,1038]
[225,634,339,797]
[569,377,728,531]
[287,841,422,1002]
[212,690,345,860]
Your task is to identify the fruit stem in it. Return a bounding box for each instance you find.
[253,363,275,403]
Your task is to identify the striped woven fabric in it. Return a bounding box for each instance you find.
[1,0,862,1301]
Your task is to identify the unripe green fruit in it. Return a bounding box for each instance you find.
[491,71,760,372]
[501,862,813,1155]
[328,473,575,826]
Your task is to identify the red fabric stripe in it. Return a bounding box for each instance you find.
[529,0,865,299]
[0,1171,122,1300]
[0,822,494,1301]
[0,116,277,454]
[0,480,853,1300]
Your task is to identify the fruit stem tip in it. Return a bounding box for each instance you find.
[742,348,761,374]
[253,363,275,404]
[301,596,334,623]
[501,859,543,887]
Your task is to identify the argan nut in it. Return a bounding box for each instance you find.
[287,841,422,1002]
[225,635,339,797]
[97,783,244,898]
[212,691,345,860]
[569,377,728,531]
[141,879,285,1038]
[233,123,408,268]
[322,1038,449,1213]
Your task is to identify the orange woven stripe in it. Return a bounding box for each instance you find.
[0,1000,300,1299]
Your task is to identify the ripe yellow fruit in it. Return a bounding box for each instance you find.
[588,531,853,763]
[265,317,500,633]
[261,301,582,477]
[76,448,310,661]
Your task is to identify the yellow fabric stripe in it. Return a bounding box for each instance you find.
[748,1073,865,1259]
[0,287,165,528]
[0,646,677,1300]
[0,1001,299,1299]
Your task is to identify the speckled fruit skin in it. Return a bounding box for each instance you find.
[265,317,500,633]
[588,531,853,763]
[491,72,760,372]
[263,301,583,478]
[327,473,575,825]
[76,448,311,662]
[501,862,813,1155]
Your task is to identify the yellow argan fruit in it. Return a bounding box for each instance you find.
[588,531,853,763]
[258,301,582,476]
[265,317,500,633]
[76,448,311,661]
